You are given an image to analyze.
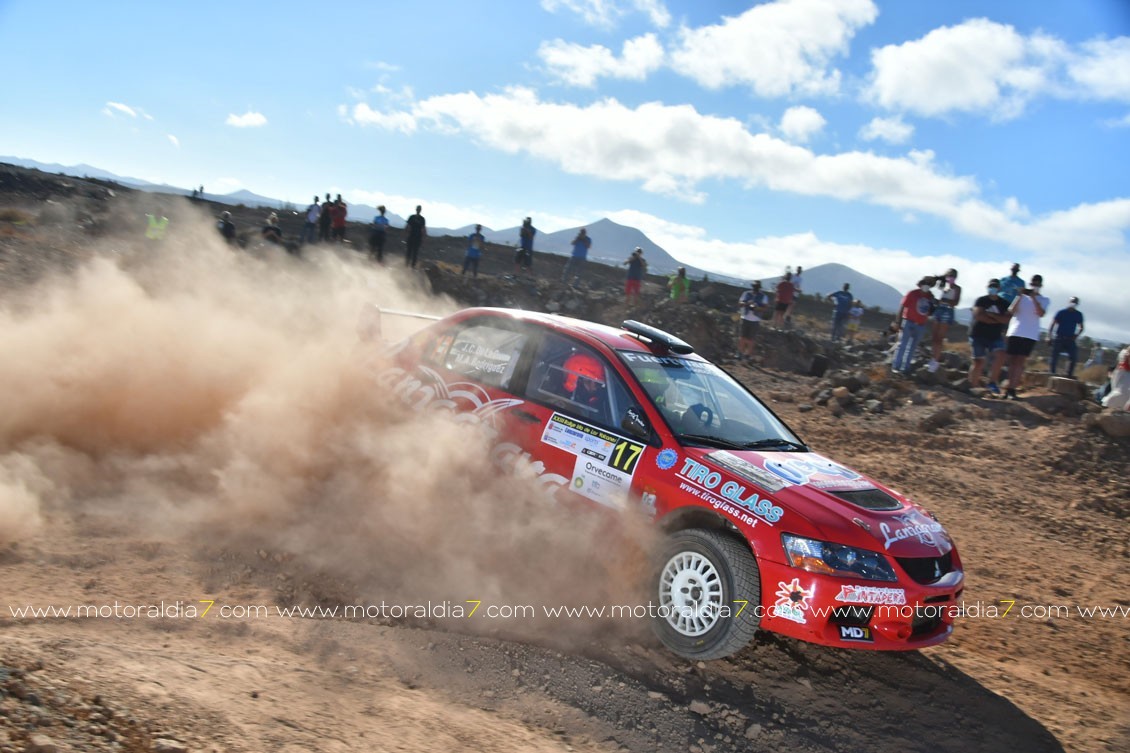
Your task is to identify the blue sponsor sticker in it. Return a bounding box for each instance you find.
[656,448,678,470]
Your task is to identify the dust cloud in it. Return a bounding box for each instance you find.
[0,201,655,645]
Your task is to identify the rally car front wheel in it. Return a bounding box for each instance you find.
[651,528,762,660]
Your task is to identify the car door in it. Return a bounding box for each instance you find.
[513,331,650,511]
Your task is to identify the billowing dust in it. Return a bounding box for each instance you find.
[0,201,657,647]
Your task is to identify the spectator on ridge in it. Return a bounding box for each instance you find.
[1048,296,1085,378]
[967,278,1010,394]
[737,281,770,362]
[405,205,426,268]
[772,272,796,328]
[562,227,591,286]
[845,299,864,343]
[369,205,389,263]
[515,217,536,274]
[999,262,1025,304]
[1002,273,1049,399]
[261,213,283,245]
[462,224,485,277]
[622,247,647,307]
[330,195,348,243]
[318,195,333,242]
[217,210,237,246]
[1101,347,1130,411]
[826,283,853,342]
[928,269,962,372]
[302,196,320,245]
[668,266,691,303]
[892,276,936,375]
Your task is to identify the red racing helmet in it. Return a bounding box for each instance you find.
[562,353,604,392]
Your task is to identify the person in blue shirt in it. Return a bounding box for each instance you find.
[826,283,854,341]
[1048,296,1085,377]
[999,263,1025,304]
[368,205,390,263]
[562,228,591,286]
[462,224,485,277]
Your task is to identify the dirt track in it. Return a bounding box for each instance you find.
[1,168,1127,753]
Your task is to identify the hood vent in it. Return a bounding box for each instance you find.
[829,488,902,511]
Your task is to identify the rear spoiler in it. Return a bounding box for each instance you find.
[358,304,442,342]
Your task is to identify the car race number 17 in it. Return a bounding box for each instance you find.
[540,413,644,509]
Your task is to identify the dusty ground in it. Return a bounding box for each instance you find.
[1,165,1127,753]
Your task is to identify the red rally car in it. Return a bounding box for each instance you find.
[372,307,964,660]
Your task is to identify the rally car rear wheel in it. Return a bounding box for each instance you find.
[652,528,761,660]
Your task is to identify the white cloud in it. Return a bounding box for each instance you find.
[633,0,671,28]
[225,111,268,128]
[539,33,664,87]
[669,0,877,97]
[859,116,914,144]
[1103,112,1130,128]
[541,0,670,29]
[346,87,1130,259]
[102,101,138,118]
[865,19,1061,119]
[167,134,179,148]
[1068,37,1130,102]
[343,103,418,133]
[779,106,826,143]
[865,21,1130,118]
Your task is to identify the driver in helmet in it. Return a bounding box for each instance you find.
[562,352,607,412]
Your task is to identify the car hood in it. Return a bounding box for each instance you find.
[688,447,954,559]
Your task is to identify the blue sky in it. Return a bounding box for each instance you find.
[1,0,1128,340]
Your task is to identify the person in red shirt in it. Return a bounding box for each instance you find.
[892,276,936,374]
[330,195,348,243]
[772,272,796,328]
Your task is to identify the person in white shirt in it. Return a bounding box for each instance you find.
[1002,274,1049,399]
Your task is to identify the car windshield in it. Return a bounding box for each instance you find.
[617,350,805,450]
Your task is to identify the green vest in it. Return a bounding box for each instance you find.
[146,214,169,240]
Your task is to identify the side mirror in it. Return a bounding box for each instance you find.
[621,407,650,440]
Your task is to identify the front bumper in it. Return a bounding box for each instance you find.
[757,558,965,650]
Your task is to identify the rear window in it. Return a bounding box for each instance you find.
[433,323,528,390]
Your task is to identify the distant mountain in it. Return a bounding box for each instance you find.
[1,156,159,187]
[760,263,903,311]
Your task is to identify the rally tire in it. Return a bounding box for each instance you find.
[651,528,762,660]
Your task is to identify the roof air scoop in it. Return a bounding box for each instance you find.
[622,320,695,354]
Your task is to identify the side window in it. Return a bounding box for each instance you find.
[526,334,640,430]
[428,322,528,390]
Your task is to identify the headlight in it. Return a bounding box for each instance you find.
[781,534,897,582]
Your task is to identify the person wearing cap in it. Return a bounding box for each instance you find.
[772,271,796,328]
[999,263,1025,304]
[928,269,962,372]
[261,213,283,245]
[1048,296,1085,378]
[737,281,770,361]
[968,278,1011,393]
[622,246,648,306]
[1002,274,1049,399]
[217,210,237,245]
[891,276,937,375]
